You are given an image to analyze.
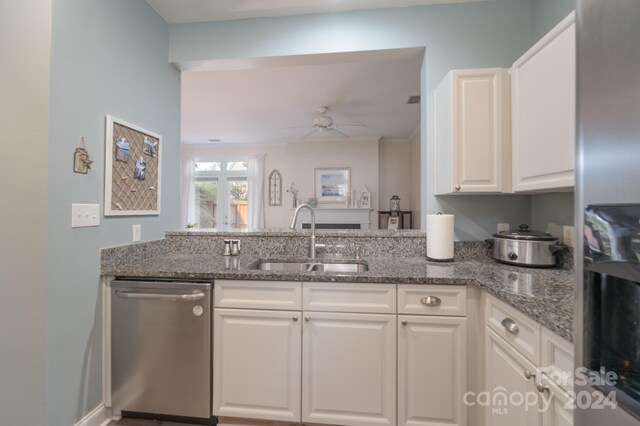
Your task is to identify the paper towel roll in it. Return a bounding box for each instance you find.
[426,214,454,261]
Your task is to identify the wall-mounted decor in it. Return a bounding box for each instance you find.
[73,136,93,174]
[105,115,162,216]
[268,169,282,206]
[359,187,371,208]
[315,167,351,204]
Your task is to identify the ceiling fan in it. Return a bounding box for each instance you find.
[284,106,367,139]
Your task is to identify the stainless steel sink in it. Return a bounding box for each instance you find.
[256,261,368,273]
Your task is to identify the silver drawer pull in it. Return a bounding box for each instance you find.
[115,290,205,302]
[524,369,534,380]
[501,317,519,335]
[420,296,442,306]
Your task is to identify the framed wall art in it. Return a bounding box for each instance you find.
[104,115,162,216]
[315,167,351,203]
[268,169,282,206]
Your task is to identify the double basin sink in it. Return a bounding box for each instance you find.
[255,261,369,273]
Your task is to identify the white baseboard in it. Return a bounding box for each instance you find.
[74,403,113,426]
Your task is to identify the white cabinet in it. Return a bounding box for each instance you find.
[302,311,396,426]
[486,327,541,426]
[212,308,301,422]
[435,68,511,194]
[511,12,576,192]
[484,294,574,426]
[398,315,467,426]
[542,377,574,426]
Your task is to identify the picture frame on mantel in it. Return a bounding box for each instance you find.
[104,115,162,216]
[315,167,351,204]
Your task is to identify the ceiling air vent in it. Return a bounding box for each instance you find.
[406,95,421,105]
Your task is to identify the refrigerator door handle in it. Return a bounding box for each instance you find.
[115,290,206,302]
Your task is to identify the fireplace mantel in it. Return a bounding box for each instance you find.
[292,208,373,230]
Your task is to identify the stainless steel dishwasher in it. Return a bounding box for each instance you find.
[111,279,212,423]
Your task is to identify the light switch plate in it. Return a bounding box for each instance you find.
[132,224,141,242]
[497,223,510,233]
[563,226,575,247]
[72,204,100,228]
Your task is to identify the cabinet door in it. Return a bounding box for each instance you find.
[213,309,301,422]
[542,377,573,426]
[302,312,396,426]
[486,328,541,426]
[435,68,510,194]
[512,13,575,192]
[398,315,467,426]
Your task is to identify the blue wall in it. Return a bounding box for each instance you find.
[169,0,535,240]
[531,0,576,41]
[47,0,180,424]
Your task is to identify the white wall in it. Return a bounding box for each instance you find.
[183,139,380,229]
[409,128,422,228]
[0,0,50,424]
[379,139,412,213]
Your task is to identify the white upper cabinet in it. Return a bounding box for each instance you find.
[435,68,511,194]
[511,12,576,193]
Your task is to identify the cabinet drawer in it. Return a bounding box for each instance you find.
[541,327,574,392]
[303,282,396,314]
[215,280,302,310]
[398,285,467,316]
[485,294,540,364]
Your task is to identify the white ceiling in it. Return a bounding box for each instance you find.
[181,50,422,145]
[147,0,491,24]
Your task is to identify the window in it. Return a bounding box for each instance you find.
[194,159,249,229]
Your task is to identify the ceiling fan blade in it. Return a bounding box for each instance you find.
[329,127,349,139]
[300,128,319,139]
[281,125,314,130]
[336,123,368,128]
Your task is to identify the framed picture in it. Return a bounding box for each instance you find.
[315,167,351,203]
[105,115,162,216]
[387,216,400,230]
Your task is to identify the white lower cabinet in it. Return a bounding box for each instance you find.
[212,308,302,422]
[486,327,541,426]
[398,315,467,426]
[484,295,574,426]
[302,311,397,426]
[542,378,574,426]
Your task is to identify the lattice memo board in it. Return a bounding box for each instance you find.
[104,115,162,216]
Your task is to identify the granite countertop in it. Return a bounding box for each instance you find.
[166,228,426,238]
[103,253,574,342]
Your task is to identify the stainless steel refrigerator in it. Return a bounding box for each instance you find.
[576,0,640,425]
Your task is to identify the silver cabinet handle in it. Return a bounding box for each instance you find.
[292,316,299,322]
[401,320,408,326]
[536,383,549,393]
[455,185,461,191]
[501,317,519,335]
[524,369,534,380]
[420,296,442,306]
[304,316,311,322]
[115,290,205,302]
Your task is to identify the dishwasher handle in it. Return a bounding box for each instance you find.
[115,290,206,302]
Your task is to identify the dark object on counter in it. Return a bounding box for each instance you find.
[485,224,566,267]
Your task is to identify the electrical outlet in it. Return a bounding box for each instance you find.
[563,226,575,247]
[132,224,141,242]
[71,204,100,228]
[497,223,510,233]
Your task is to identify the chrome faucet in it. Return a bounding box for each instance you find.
[289,203,318,259]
